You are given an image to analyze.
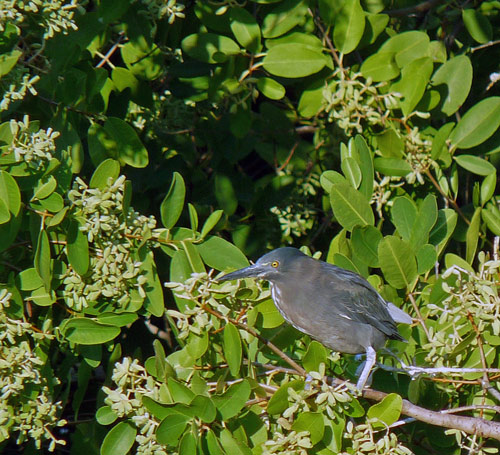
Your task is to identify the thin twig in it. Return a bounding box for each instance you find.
[201,303,306,376]
[407,292,430,341]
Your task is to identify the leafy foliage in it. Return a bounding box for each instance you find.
[1,0,500,454]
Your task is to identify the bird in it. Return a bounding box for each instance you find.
[218,247,412,390]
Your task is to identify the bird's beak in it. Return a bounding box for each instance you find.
[218,263,266,282]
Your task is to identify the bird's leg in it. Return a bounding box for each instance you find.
[356,346,376,391]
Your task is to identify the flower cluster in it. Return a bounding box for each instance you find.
[138,0,185,23]
[0,0,79,39]
[263,365,355,454]
[9,115,59,171]
[102,357,166,455]
[424,252,500,365]
[323,71,400,136]
[0,67,40,112]
[0,289,66,451]
[270,171,321,244]
[63,175,157,311]
[343,420,413,455]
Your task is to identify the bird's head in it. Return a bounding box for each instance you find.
[218,247,307,283]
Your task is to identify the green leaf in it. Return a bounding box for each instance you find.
[378,236,417,289]
[303,340,328,372]
[100,421,136,455]
[292,412,325,445]
[204,429,224,455]
[462,9,492,44]
[431,55,473,116]
[106,117,149,168]
[230,7,261,53]
[168,378,195,404]
[219,428,252,455]
[298,81,325,117]
[62,318,120,345]
[466,207,481,264]
[483,203,500,236]
[89,158,121,189]
[351,225,382,267]
[257,77,286,100]
[333,0,365,54]
[96,406,118,425]
[445,253,474,273]
[141,250,165,317]
[67,220,89,276]
[333,253,361,275]
[255,299,284,328]
[215,173,237,215]
[196,236,249,270]
[16,268,44,291]
[329,182,374,230]
[30,287,56,306]
[374,157,412,176]
[454,155,496,176]
[0,170,21,216]
[89,119,148,168]
[367,393,402,428]
[355,135,374,199]
[320,170,346,193]
[161,172,186,229]
[481,172,496,206]
[179,431,197,455]
[156,414,190,446]
[262,0,308,39]
[96,312,138,327]
[450,97,500,150]
[0,199,10,224]
[182,33,240,63]
[121,41,163,80]
[361,51,399,82]
[379,31,430,68]
[35,230,51,292]
[200,210,223,238]
[391,197,417,242]
[429,209,458,255]
[416,244,437,275]
[223,322,242,376]
[186,395,217,423]
[263,44,327,78]
[267,380,305,415]
[36,192,64,213]
[391,57,433,116]
[410,194,438,249]
[212,380,251,420]
[341,156,362,188]
[0,50,22,77]
[32,175,57,200]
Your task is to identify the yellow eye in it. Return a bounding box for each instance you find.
[271,261,279,268]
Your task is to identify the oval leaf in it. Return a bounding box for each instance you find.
[263,43,327,78]
[62,318,120,345]
[454,154,496,176]
[378,236,417,289]
[450,97,500,150]
[35,229,51,292]
[329,183,374,231]
[196,236,249,270]
[100,421,136,455]
[333,0,365,54]
[223,322,242,376]
[67,220,89,276]
[161,172,186,229]
[367,393,402,428]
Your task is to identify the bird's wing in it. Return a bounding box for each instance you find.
[318,263,403,339]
